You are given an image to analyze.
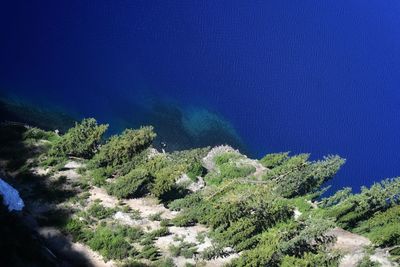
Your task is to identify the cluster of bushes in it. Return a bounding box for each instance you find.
[169,183,304,261]
[229,218,338,266]
[90,127,156,169]
[87,201,116,220]
[13,117,400,265]
[204,152,256,185]
[87,225,136,260]
[63,217,171,262]
[261,153,345,197]
[169,241,198,258]
[106,168,152,198]
[49,118,108,159]
[322,178,400,229]
[354,205,400,247]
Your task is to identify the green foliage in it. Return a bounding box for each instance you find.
[169,242,198,258]
[87,202,115,220]
[91,126,156,168]
[186,161,204,181]
[259,152,290,169]
[87,225,135,260]
[171,183,294,257]
[49,118,108,159]
[214,152,243,166]
[139,245,160,261]
[325,178,400,229]
[154,258,176,267]
[63,218,91,242]
[117,225,144,241]
[23,127,59,143]
[320,187,353,208]
[263,154,345,197]
[171,147,210,180]
[91,166,114,186]
[354,205,400,247]
[106,168,152,199]
[356,255,381,267]
[205,156,256,186]
[148,212,163,221]
[230,218,336,267]
[150,164,186,199]
[280,252,341,267]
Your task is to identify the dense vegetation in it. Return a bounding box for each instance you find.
[1,117,399,266]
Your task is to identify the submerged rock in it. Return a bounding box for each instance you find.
[0,179,24,211]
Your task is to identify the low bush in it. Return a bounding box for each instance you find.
[259,152,290,169]
[139,245,160,261]
[148,212,163,221]
[354,205,400,247]
[87,202,115,220]
[169,242,197,258]
[49,118,108,159]
[91,166,114,186]
[87,225,135,260]
[23,127,59,143]
[356,255,381,267]
[106,168,152,199]
[91,126,156,168]
[63,218,91,242]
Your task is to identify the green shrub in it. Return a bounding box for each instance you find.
[116,225,144,242]
[150,165,185,199]
[154,257,176,267]
[281,252,341,267]
[146,227,170,239]
[356,255,381,267]
[139,245,160,261]
[204,161,256,186]
[49,118,108,159]
[91,166,114,186]
[259,152,289,169]
[23,127,59,143]
[87,202,115,220]
[106,168,152,199]
[213,152,242,166]
[148,212,163,221]
[186,161,204,181]
[120,260,149,267]
[87,226,135,260]
[91,126,156,168]
[326,178,400,229]
[172,215,195,227]
[354,205,400,247]
[63,218,91,242]
[160,219,170,227]
[263,154,345,198]
[168,242,197,258]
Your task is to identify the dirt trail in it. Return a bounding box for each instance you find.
[18,162,113,267]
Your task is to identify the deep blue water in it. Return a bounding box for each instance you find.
[1,1,400,192]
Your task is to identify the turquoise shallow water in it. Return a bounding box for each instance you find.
[2,1,400,192]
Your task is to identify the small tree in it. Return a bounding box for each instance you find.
[92,126,156,168]
[49,118,108,159]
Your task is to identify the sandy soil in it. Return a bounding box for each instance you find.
[329,227,398,267]
[16,162,113,267]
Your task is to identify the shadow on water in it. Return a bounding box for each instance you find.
[0,97,75,133]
